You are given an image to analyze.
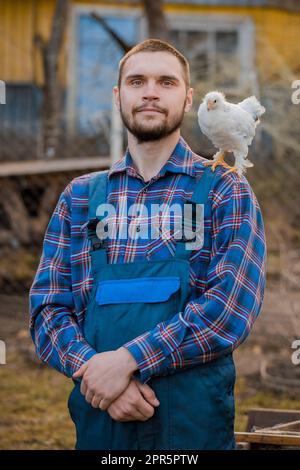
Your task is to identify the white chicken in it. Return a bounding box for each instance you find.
[197,91,265,176]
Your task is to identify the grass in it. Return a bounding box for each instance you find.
[1,350,300,449]
[235,376,300,432]
[0,352,74,450]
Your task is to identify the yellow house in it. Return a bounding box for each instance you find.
[0,0,299,147]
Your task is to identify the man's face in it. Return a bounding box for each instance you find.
[114,51,193,143]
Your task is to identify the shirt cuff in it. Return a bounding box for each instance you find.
[64,342,98,378]
[123,330,173,384]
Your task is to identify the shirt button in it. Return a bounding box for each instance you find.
[136,225,141,232]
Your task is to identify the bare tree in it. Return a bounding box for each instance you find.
[91,13,131,53]
[142,0,170,41]
[92,0,170,51]
[35,0,70,158]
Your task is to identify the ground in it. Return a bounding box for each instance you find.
[0,287,300,450]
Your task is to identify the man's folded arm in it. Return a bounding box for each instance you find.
[123,176,267,384]
[29,184,97,377]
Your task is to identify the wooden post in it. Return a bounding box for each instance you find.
[110,91,123,166]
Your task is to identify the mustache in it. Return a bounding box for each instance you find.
[134,104,167,115]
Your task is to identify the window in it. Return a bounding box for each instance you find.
[169,14,255,93]
[68,6,142,138]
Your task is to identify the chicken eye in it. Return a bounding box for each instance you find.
[214,99,217,103]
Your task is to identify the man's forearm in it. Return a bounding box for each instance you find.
[117,346,139,375]
[30,304,98,377]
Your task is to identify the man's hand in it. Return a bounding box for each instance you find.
[72,347,138,411]
[107,379,160,422]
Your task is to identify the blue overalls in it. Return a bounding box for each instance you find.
[68,167,236,450]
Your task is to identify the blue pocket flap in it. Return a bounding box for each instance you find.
[96,276,181,305]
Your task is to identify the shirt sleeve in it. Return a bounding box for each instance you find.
[29,182,97,378]
[123,175,267,384]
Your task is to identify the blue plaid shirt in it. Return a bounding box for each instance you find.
[29,136,267,383]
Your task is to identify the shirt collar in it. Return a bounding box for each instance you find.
[108,136,196,180]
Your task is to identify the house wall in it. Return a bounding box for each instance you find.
[0,0,299,86]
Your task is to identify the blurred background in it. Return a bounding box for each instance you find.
[0,0,300,449]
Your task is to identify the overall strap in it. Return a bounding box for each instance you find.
[88,170,109,220]
[175,166,218,261]
[85,170,109,256]
[190,166,216,205]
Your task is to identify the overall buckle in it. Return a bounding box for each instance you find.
[82,217,106,251]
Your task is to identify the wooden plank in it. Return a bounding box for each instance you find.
[260,420,300,433]
[246,408,300,432]
[0,157,111,177]
[235,431,300,446]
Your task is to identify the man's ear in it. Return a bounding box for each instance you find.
[113,86,120,111]
[184,87,194,113]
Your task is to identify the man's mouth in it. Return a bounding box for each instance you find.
[136,107,164,114]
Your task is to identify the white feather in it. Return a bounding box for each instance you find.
[238,96,265,121]
[197,91,265,176]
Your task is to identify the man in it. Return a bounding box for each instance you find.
[29,39,266,450]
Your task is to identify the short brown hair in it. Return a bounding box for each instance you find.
[117,38,190,89]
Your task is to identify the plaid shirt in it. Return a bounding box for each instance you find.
[29,136,267,383]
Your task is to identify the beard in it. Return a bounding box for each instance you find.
[119,100,186,143]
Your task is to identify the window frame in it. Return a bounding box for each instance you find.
[166,13,256,94]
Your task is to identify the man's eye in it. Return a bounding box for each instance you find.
[131,80,143,86]
[162,81,173,86]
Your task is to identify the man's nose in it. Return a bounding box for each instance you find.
[142,82,160,100]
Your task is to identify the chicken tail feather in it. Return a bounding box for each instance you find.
[238,96,265,121]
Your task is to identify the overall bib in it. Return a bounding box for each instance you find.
[68,167,236,450]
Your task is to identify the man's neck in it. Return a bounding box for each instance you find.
[127,130,181,183]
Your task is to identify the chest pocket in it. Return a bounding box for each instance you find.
[95,276,181,305]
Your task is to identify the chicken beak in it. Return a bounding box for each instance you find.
[207,100,214,111]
